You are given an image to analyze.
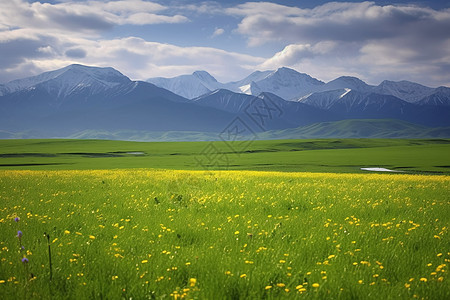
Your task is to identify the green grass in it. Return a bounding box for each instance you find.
[0,138,450,173]
[0,139,448,298]
[0,170,448,299]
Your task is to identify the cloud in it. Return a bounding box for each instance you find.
[0,0,192,83]
[228,1,450,87]
[0,33,265,83]
[124,13,189,25]
[0,0,189,35]
[65,48,87,58]
[212,28,225,38]
[1,1,449,88]
[228,1,450,45]
[88,37,264,81]
[260,42,336,69]
[180,2,224,15]
[100,0,166,14]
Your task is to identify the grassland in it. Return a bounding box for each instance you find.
[0,169,448,299]
[0,138,449,174]
[0,139,449,299]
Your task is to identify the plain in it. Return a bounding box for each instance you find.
[0,139,449,299]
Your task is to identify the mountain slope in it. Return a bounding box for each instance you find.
[0,64,131,98]
[192,89,255,113]
[226,70,273,92]
[0,66,240,135]
[146,71,224,99]
[1,64,450,139]
[246,67,325,100]
[416,87,450,106]
[373,80,435,103]
[321,76,373,93]
[192,89,336,129]
[298,89,450,127]
[258,119,450,139]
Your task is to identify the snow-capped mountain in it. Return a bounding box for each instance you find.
[320,76,373,93]
[1,63,449,139]
[147,67,326,100]
[244,67,325,100]
[192,89,335,128]
[225,70,273,94]
[373,80,435,103]
[416,87,450,106]
[302,90,448,127]
[146,71,224,99]
[192,89,254,113]
[0,65,238,135]
[146,67,449,107]
[299,89,352,110]
[0,64,131,99]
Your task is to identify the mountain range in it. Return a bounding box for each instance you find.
[147,66,450,104]
[0,64,449,141]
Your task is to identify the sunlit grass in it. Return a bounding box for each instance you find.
[0,169,448,299]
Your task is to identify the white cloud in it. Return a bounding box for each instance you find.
[228,1,450,87]
[212,28,225,38]
[100,0,166,14]
[260,42,336,69]
[226,2,304,17]
[0,32,265,83]
[228,1,450,45]
[124,13,189,25]
[1,1,450,88]
[180,2,224,15]
[88,37,264,81]
[0,0,189,35]
[0,0,197,82]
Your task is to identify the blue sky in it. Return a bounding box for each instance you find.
[1,0,449,86]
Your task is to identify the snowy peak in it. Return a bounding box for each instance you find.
[299,89,350,109]
[269,67,324,86]
[1,64,130,98]
[231,70,273,87]
[192,71,217,83]
[239,81,262,95]
[416,86,450,106]
[147,71,224,99]
[373,80,434,103]
[61,64,130,83]
[251,67,325,100]
[323,76,372,92]
[192,89,254,113]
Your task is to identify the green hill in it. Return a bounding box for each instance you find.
[258,119,450,139]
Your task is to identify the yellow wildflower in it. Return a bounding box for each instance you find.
[189,278,197,287]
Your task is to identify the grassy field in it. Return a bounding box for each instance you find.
[0,169,448,299]
[0,138,449,173]
[0,139,449,299]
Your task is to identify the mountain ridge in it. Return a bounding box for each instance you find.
[146,67,449,106]
[1,64,450,140]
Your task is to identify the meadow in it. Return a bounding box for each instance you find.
[0,169,449,299]
[0,138,449,173]
[0,139,449,299]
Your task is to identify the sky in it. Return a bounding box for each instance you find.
[1,0,450,87]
